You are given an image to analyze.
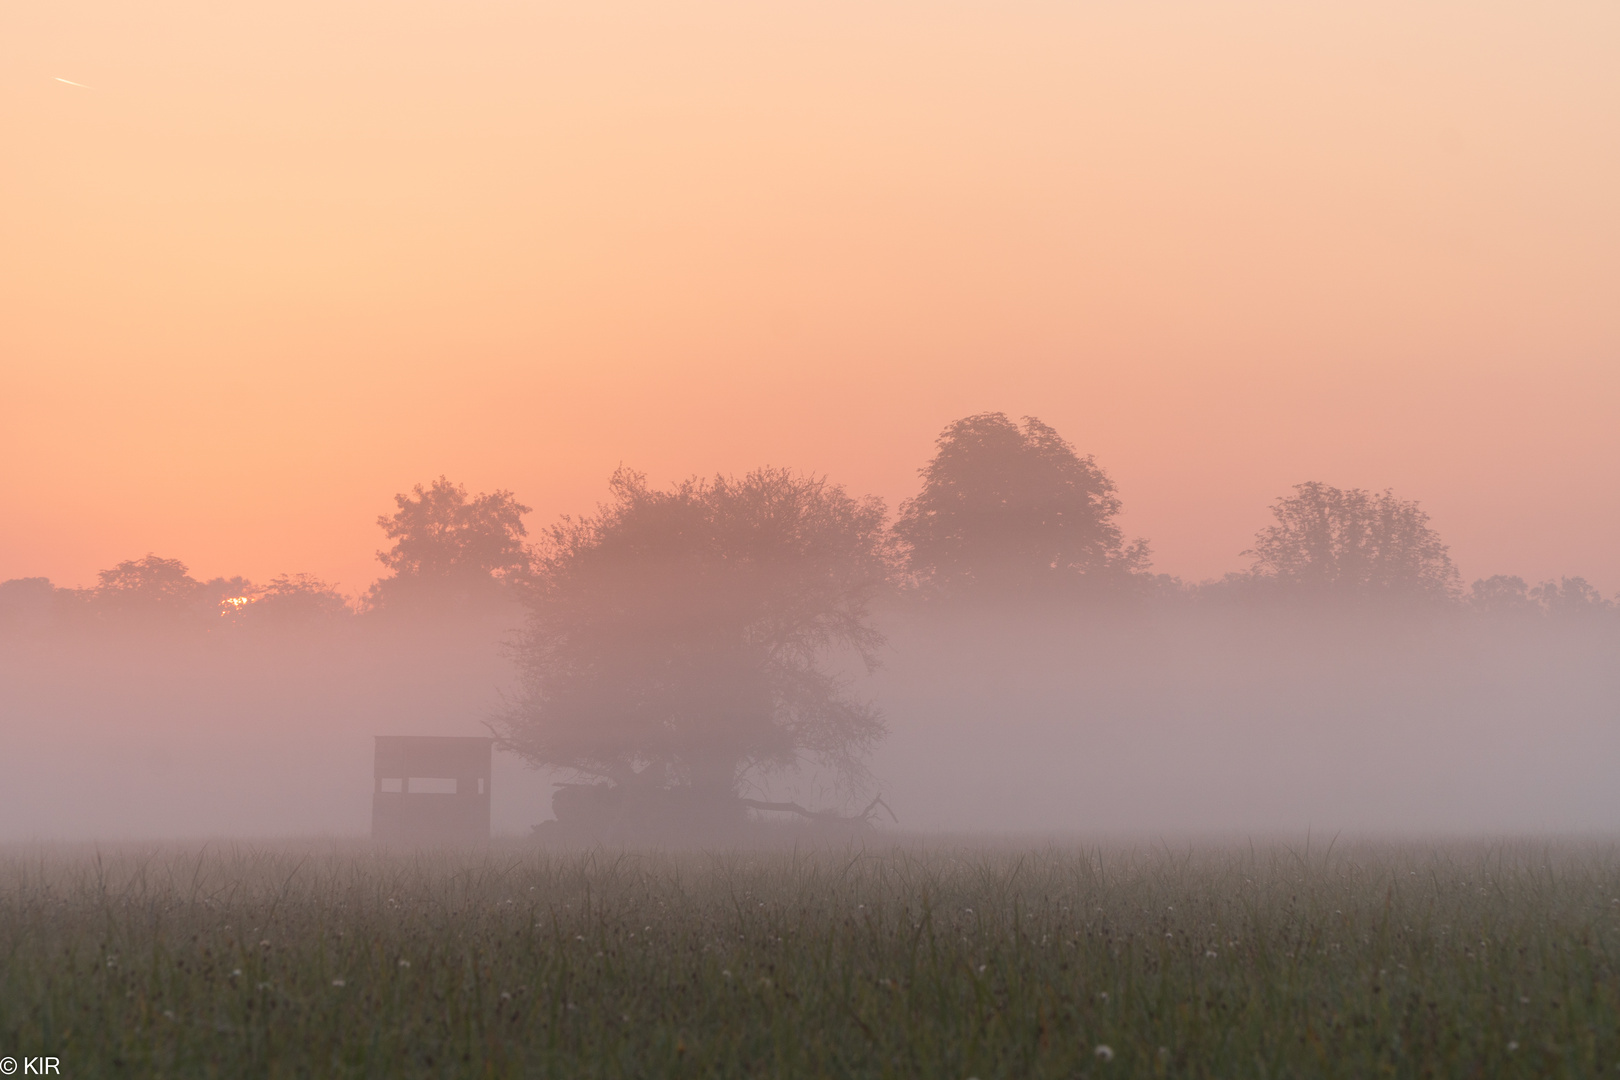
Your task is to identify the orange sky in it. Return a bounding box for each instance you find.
[4,1,1618,596]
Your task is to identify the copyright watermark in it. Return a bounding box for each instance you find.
[0,1058,62,1075]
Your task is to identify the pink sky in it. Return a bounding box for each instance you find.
[3,1,1617,595]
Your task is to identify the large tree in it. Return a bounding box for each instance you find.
[1244,482,1460,600]
[895,412,1145,595]
[369,476,531,608]
[495,468,891,828]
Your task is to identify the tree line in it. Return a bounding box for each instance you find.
[2,411,1608,622]
[2,411,1612,838]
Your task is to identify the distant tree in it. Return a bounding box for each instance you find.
[1469,574,1537,615]
[200,575,261,619]
[894,412,1146,596]
[0,577,58,629]
[368,476,531,608]
[1244,483,1460,601]
[1530,576,1611,620]
[88,556,269,624]
[250,573,351,622]
[92,555,205,616]
[495,468,891,830]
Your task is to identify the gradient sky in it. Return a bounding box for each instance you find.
[4,1,1617,596]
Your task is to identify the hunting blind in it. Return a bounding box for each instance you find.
[371,735,492,843]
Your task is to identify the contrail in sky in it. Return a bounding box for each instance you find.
[55,77,92,88]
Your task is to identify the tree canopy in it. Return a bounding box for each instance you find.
[370,476,531,608]
[1244,482,1460,600]
[1530,576,1612,619]
[895,412,1145,596]
[495,467,891,813]
[251,573,351,622]
[1468,574,1539,615]
[93,555,202,612]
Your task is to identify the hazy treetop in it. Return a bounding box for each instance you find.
[370,476,531,608]
[1244,482,1460,601]
[95,554,201,609]
[896,412,1145,597]
[250,573,351,622]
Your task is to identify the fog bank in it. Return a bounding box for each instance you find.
[2,597,1614,839]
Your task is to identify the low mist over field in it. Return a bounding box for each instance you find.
[3,414,1615,841]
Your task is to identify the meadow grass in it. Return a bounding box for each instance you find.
[1,837,1618,1078]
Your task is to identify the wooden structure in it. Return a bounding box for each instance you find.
[371,735,492,843]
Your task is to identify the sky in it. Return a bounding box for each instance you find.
[4,0,1618,597]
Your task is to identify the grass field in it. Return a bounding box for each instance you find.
[2,838,1617,1078]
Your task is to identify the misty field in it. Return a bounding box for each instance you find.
[2,841,1617,1079]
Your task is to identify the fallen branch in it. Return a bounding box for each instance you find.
[737,795,897,825]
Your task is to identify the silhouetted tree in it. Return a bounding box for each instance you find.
[1244,483,1460,600]
[1469,574,1537,615]
[201,575,261,618]
[1530,576,1612,620]
[92,555,205,617]
[0,577,57,630]
[368,476,531,609]
[249,573,351,622]
[495,468,890,829]
[895,412,1146,596]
